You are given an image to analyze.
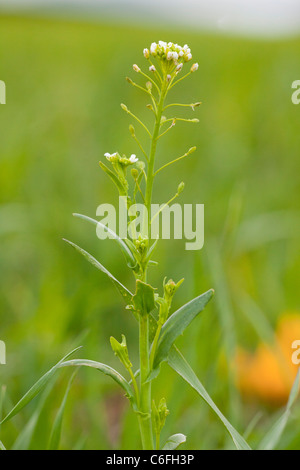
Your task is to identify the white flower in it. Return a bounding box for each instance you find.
[129,154,138,163]
[167,74,172,82]
[104,152,117,161]
[143,48,149,59]
[190,63,199,72]
[176,63,183,72]
[149,65,156,72]
[150,42,157,54]
[185,53,192,61]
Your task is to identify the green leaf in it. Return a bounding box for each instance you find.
[0,347,81,425]
[48,370,78,450]
[153,289,214,369]
[59,359,134,402]
[63,239,135,318]
[133,280,156,317]
[258,368,300,450]
[73,213,136,269]
[99,161,127,196]
[0,441,6,450]
[162,433,186,450]
[168,347,251,450]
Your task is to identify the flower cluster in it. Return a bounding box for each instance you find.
[104,152,138,166]
[144,41,193,63]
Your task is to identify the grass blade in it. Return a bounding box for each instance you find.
[0,347,81,425]
[258,368,300,450]
[12,383,54,450]
[48,370,78,450]
[153,289,214,369]
[168,346,251,450]
[0,441,6,450]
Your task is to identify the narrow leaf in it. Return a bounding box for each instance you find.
[0,441,6,450]
[63,239,135,315]
[59,359,134,401]
[258,368,300,450]
[162,433,186,450]
[12,383,54,450]
[99,161,127,196]
[73,213,136,268]
[48,370,78,450]
[0,347,81,425]
[153,289,214,369]
[168,347,251,450]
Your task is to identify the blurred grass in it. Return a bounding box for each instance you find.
[0,14,299,449]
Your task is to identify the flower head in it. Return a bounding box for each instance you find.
[147,41,193,66]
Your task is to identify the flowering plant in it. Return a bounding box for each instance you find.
[2,40,298,451]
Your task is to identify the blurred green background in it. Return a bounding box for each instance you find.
[0,13,300,449]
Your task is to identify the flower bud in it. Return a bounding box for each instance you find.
[129,124,135,136]
[110,335,132,370]
[190,62,199,72]
[149,65,156,73]
[120,103,128,112]
[143,48,150,59]
[133,64,140,72]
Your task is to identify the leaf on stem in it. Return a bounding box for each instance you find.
[72,213,136,269]
[63,239,135,317]
[99,161,127,196]
[59,359,134,402]
[132,280,156,317]
[152,289,214,370]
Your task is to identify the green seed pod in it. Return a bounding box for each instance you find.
[131,168,139,179]
[177,182,185,194]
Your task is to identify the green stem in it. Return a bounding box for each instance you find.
[138,315,154,449]
[144,78,168,235]
[138,74,168,450]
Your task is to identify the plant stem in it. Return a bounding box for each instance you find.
[144,77,168,235]
[138,74,168,450]
[138,314,153,449]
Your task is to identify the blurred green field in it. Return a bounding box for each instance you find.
[0,14,300,450]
